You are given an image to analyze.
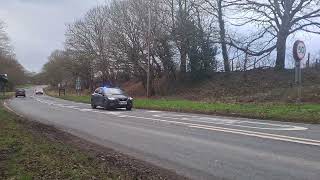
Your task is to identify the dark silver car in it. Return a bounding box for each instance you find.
[91,87,133,110]
[15,88,26,97]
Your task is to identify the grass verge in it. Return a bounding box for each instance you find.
[46,90,320,124]
[0,103,116,179]
[0,95,185,180]
[0,92,14,100]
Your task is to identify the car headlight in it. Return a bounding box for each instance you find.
[108,97,116,100]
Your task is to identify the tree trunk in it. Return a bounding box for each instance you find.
[218,0,230,72]
[180,47,187,73]
[275,33,287,70]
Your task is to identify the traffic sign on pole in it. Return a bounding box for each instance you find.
[293,40,306,104]
[293,40,306,61]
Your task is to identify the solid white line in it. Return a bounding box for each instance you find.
[152,114,307,131]
[122,114,320,146]
[3,101,24,118]
[189,125,320,147]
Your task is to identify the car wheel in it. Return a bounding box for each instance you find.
[104,101,110,110]
[91,103,96,109]
[126,106,132,111]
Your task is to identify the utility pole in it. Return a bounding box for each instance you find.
[146,1,151,98]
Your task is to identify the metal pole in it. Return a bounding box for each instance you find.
[295,61,302,104]
[307,53,310,68]
[146,3,151,98]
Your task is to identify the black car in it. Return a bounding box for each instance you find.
[91,87,133,110]
[15,88,26,97]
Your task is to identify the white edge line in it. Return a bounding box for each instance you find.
[3,101,24,118]
[189,125,320,147]
[123,115,320,146]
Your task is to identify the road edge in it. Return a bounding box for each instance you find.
[1,99,189,180]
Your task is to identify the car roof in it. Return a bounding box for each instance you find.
[101,87,120,89]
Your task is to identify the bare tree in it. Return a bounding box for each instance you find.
[0,21,13,57]
[42,50,73,86]
[199,0,235,72]
[165,0,198,74]
[0,20,27,88]
[65,5,113,89]
[234,0,320,70]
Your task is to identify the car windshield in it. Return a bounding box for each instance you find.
[103,88,124,95]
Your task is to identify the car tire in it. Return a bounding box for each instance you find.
[104,101,110,110]
[126,106,132,111]
[91,103,97,109]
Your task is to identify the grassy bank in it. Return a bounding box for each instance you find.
[0,104,117,179]
[0,92,14,100]
[134,99,320,123]
[45,90,320,124]
[0,95,183,179]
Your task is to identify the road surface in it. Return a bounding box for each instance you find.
[5,87,320,180]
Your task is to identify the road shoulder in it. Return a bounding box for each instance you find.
[0,99,187,180]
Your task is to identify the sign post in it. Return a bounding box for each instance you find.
[58,83,66,96]
[0,74,8,96]
[76,77,81,96]
[293,40,306,103]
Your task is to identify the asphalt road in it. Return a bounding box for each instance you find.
[5,87,320,180]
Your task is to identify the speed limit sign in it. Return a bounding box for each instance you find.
[293,40,306,61]
[292,40,306,104]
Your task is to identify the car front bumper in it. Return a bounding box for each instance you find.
[16,92,25,96]
[108,100,133,108]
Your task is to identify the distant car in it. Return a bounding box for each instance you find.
[91,87,133,110]
[35,88,44,95]
[15,89,26,97]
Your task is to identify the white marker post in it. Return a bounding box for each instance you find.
[76,77,81,96]
[293,40,306,103]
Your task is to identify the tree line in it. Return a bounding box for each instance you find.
[0,21,29,90]
[40,0,320,94]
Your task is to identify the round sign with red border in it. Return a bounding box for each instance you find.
[293,40,306,61]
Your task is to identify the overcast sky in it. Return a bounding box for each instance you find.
[0,0,319,72]
[0,0,104,72]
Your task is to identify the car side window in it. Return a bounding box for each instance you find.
[94,88,100,94]
[98,88,103,94]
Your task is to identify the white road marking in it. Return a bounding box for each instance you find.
[152,114,307,131]
[3,101,24,118]
[31,97,318,146]
[147,110,161,113]
[79,109,94,112]
[122,114,320,147]
[189,125,320,146]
